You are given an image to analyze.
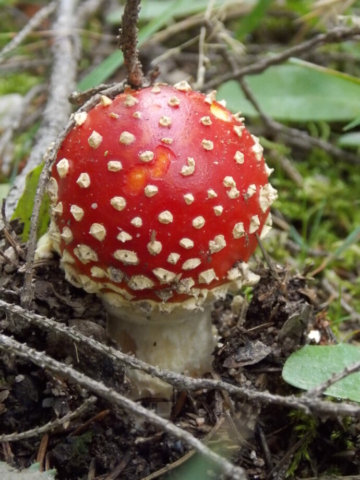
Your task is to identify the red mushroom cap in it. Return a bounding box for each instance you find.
[48,82,277,314]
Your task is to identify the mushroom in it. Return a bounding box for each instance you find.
[46,82,278,398]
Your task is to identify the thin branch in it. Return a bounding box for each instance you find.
[150,2,252,46]
[0,2,57,63]
[141,418,226,480]
[204,25,360,90]
[194,0,216,89]
[0,334,246,480]
[305,358,360,399]
[1,298,360,418]
[6,0,109,219]
[238,76,360,165]
[77,0,106,25]
[0,397,97,442]
[0,85,45,176]
[322,278,360,323]
[6,0,79,219]
[278,128,360,165]
[118,0,144,88]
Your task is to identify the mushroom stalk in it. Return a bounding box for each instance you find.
[104,301,216,398]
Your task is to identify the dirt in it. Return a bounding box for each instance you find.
[1,221,360,479]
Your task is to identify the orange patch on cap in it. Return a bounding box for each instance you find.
[210,103,232,122]
[124,166,148,195]
[150,146,174,179]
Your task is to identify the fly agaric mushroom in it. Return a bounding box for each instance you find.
[46,82,277,398]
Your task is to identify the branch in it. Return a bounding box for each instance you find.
[118,0,144,88]
[203,25,360,90]
[0,334,246,480]
[0,397,96,442]
[0,2,57,63]
[238,77,360,165]
[1,298,360,418]
[6,0,80,219]
[305,359,360,399]
[194,0,216,90]
[6,0,109,219]
[77,0,106,25]
[322,278,360,323]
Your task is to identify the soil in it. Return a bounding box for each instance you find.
[1,222,360,479]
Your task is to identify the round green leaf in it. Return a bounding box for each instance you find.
[283,344,360,402]
[218,60,360,122]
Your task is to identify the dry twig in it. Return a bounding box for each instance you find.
[6,0,80,219]
[238,76,360,165]
[0,397,96,442]
[0,334,246,480]
[194,0,216,89]
[118,0,144,87]
[204,25,360,90]
[1,298,360,418]
[0,2,57,63]
[322,278,360,323]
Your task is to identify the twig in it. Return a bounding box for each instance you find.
[238,76,360,165]
[141,417,225,480]
[69,83,116,105]
[0,2,57,63]
[6,0,109,218]
[256,233,281,281]
[7,0,80,307]
[257,425,274,471]
[194,0,216,89]
[273,123,359,165]
[265,434,309,480]
[276,156,304,188]
[285,239,328,258]
[0,397,97,442]
[0,84,45,176]
[8,0,78,206]
[0,334,246,480]
[321,278,360,322]
[77,0,106,25]
[104,450,132,480]
[69,409,110,437]
[1,298,360,418]
[305,358,360,399]
[36,432,49,471]
[0,58,51,72]
[204,25,360,90]
[150,1,252,46]
[118,0,144,88]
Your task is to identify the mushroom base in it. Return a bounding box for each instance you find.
[105,303,217,399]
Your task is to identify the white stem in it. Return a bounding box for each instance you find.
[105,304,217,399]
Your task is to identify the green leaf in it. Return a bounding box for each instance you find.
[217,59,360,122]
[0,183,10,200]
[236,0,273,40]
[11,163,50,242]
[337,132,360,148]
[78,0,188,91]
[77,51,123,92]
[343,115,360,131]
[283,344,360,402]
[333,226,360,259]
